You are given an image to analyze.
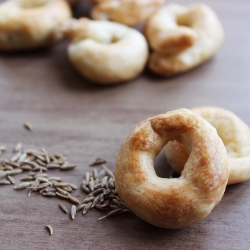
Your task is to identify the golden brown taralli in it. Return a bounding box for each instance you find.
[115,109,229,229]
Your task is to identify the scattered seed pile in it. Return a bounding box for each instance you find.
[15,172,79,202]
[0,143,76,176]
[0,143,79,202]
[78,164,131,220]
[0,144,132,236]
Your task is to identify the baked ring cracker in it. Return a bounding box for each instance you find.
[144,3,224,76]
[115,109,228,228]
[0,0,72,51]
[60,18,148,84]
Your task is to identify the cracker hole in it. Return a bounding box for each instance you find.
[176,16,192,27]
[154,149,179,179]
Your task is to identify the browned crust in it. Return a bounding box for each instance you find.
[115,109,228,229]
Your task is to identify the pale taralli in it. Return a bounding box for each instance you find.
[165,107,250,185]
[145,3,224,76]
[61,18,148,84]
[91,0,164,27]
[115,109,228,229]
[0,0,72,51]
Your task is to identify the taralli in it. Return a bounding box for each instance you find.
[0,0,72,51]
[91,0,164,27]
[165,107,250,185]
[115,109,228,229]
[144,3,224,76]
[60,18,148,84]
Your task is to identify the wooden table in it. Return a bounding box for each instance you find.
[0,0,249,249]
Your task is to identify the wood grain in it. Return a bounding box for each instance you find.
[0,0,250,249]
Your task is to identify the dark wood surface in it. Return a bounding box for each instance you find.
[0,0,250,249]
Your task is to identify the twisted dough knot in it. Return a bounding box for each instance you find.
[115,109,228,229]
[145,3,224,76]
[165,107,250,185]
[91,0,164,26]
[61,18,148,84]
[0,0,72,51]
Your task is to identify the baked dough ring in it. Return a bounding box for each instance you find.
[144,3,224,76]
[60,18,148,84]
[91,0,164,27]
[165,107,250,185]
[115,109,228,229]
[0,0,72,51]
